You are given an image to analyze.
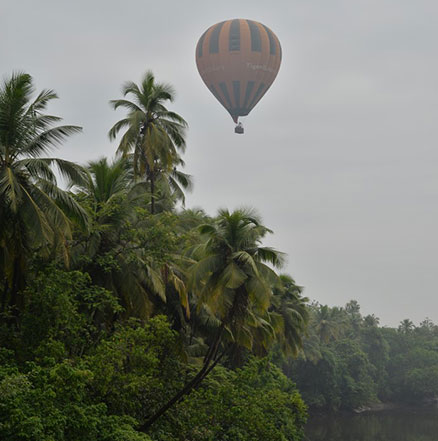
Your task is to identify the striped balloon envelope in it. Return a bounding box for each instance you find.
[195,19,282,131]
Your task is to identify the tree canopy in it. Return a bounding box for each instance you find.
[1,69,435,441]
[0,71,309,441]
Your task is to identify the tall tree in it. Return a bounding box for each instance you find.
[398,319,415,334]
[0,72,87,307]
[108,71,190,213]
[71,157,168,318]
[314,304,347,343]
[345,299,363,335]
[139,207,285,430]
[269,274,309,357]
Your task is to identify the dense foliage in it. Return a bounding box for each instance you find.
[0,72,308,440]
[286,301,438,411]
[2,70,435,440]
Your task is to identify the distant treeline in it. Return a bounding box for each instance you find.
[284,300,438,411]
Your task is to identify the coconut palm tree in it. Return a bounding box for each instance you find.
[314,304,348,343]
[269,274,309,356]
[139,207,285,431]
[70,156,133,264]
[71,156,161,317]
[363,314,380,328]
[227,273,309,368]
[0,72,87,307]
[72,157,189,319]
[108,71,191,213]
[77,156,132,207]
[191,208,285,352]
[398,319,415,334]
[345,299,363,335]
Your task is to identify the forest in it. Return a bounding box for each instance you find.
[0,71,437,441]
[288,301,438,412]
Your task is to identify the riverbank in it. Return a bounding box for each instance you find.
[305,406,438,441]
[354,397,438,414]
[353,402,400,413]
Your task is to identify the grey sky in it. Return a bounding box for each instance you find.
[2,0,437,326]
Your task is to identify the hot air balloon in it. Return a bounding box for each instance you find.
[195,19,282,134]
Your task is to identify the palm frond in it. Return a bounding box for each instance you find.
[0,166,23,212]
[26,88,58,114]
[16,158,56,182]
[37,178,89,229]
[22,125,82,157]
[108,117,132,141]
[255,246,285,268]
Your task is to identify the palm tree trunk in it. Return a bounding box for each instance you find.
[150,174,155,214]
[139,322,226,431]
[138,347,225,432]
[1,279,9,312]
[9,257,22,310]
[138,289,245,432]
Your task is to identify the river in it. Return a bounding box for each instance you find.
[305,406,438,441]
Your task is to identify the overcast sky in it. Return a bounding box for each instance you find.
[2,0,437,326]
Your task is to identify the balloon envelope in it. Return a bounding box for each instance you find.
[196,19,282,123]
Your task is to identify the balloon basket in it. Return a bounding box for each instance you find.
[234,123,244,134]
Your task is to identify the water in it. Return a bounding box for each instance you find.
[305,407,438,441]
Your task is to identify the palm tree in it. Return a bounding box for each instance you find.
[72,157,189,319]
[139,207,284,431]
[78,156,132,208]
[314,304,347,343]
[71,156,133,262]
[71,157,161,317]
[398,319,415,334]
[0,72,87,307]
[363,314,380,328]
[108,71,190,213]
[191,208,285,352]
[269,274,309,357]
[345,299,363,335]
